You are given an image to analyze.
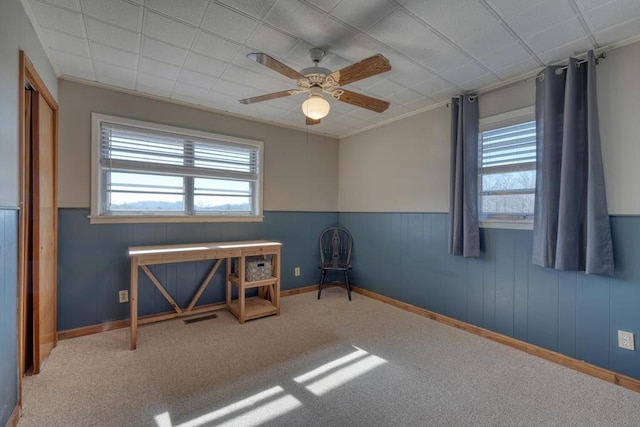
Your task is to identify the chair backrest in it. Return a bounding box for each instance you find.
[319,226,353,267]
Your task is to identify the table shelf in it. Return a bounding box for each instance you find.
[225,252,281,324]
[227,296,278,322]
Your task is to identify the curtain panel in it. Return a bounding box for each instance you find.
[448,95,479,258]
[532,51,614,275]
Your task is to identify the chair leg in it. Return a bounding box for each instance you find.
[317,269,327,299]
[344,270,352,301]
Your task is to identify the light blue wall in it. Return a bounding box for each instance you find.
[57,209,337,331]
[339,212,640,380]
[0,209,19,425]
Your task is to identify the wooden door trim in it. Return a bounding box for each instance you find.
[18,50,58,407]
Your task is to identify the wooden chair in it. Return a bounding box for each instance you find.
[317,226,353,300]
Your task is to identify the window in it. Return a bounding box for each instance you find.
[478,107,536,224]
[91,114,263,223]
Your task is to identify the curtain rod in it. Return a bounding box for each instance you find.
[461,51,607,101]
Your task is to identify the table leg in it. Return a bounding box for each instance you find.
[239,255,245,324]
[130,258,138,350]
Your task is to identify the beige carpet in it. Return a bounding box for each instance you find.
[20,288,640,427]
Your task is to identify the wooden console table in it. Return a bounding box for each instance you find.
[128,240,281,349]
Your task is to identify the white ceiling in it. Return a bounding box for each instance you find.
[22,0,640,138]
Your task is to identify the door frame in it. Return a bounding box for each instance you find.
[18,50,58,407]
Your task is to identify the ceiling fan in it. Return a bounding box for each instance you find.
[238,48,392,125]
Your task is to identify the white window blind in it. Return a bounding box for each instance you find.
[92,114,263,221]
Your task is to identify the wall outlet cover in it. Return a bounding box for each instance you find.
[119,290,129,303]
[618,330,635,351]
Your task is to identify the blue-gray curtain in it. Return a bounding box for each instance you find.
[448,95,479,257]
[532,51,614,275]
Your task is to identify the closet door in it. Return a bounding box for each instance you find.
[30,90,57,374]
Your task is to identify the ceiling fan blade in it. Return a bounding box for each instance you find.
[335,89,390,113]
[329,54,391,86]
[238,90,294,105]
[306,117,321,125]
[247,53,306,80]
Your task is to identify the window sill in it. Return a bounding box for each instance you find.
[88,215,264,224]
[480,219,533,230]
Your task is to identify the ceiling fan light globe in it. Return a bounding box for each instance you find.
[302,96,330,120]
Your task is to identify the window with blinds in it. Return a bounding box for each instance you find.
[479,120,536,219]
[91,114,263,221]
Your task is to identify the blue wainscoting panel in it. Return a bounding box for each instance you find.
[0,209,19,427]
[339,212,640,381]
[57,209,337,331]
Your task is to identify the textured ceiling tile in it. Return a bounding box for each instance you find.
[40,29,90,57]
[385,59,434,88]
[140,57,181,80]
[136,73,175,97]
[85,18,140,53]
[184,53,228,77]
[412,75,457,97]
[143,10,197,48]
[525,18,590,55]
[81,0,141,32]
[29,1,85,37]
[192,31,241,62]
[457,73,500,91]
[92,43,138,70]
[200,3,259,44]
[506,0,577,38]
[146,0,209,26]
[493,57,540,79]
[485,0,538,18]
[368,9,466,71]
[211,79,255,98]
[218,0,278,19]
[479,43,532,71]
[305,0,342,13]
[178,69,218,90]
[444,62,489,86]
[457,26,516,58]
[583,0,640,32]
[538,37,595,64]
[403,97,438,110]
[594,15,640,46]
[330,0,397,31]
[423,2,502,43]
[36,0,81,12]
[173,82,210,101]
[142,37,188,66]
[387,88,425,105]
[50,48,94,75]
[94,61,137,88]
[264,1,357,47]
[245,24,300,57]
[366,79,406,98]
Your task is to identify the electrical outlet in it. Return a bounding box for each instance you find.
[294,267,301,277]
[618,330,635,350]
[119,290,129,303]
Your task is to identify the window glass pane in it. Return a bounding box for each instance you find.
[193,177,251,213]
[107,172,184,212]
[482,170,535,192]
[482,194,535,216]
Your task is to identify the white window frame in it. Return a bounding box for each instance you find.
[478,106,535,230]
[90,113,264,224]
